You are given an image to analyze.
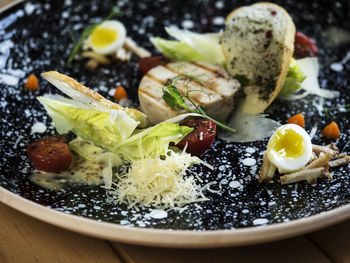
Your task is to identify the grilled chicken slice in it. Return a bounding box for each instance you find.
[138,61,241,124]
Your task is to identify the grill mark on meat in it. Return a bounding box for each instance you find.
[138,85,158,100]
[138,62,241,124]
[138,86,178,114]
[192,61,221,75]
[163,63,209,86]
[144,70,204,105]
[193,61,230,81]
[146,66,204,105]
[165,62,231,97]
[145,72,165,84]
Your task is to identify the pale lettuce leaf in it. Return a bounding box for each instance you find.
[150,27,225,65]
[113,122,193,161]
[39,95,193,162]
[37,95,139,151]
[279,58,306,96]
[150,37,205,61]
[165,27,226,65]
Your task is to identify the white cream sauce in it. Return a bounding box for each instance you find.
[30,153,105,190]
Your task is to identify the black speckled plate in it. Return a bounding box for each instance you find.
[1,0,350,248]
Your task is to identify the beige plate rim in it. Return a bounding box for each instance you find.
[0,0,23,13]
[2,0,350,249]
[1,186,350,248]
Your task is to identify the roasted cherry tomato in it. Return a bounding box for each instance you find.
[176,118,216,156]
[26,136,72,173]
[138,55,167,75]
[294,31,318,59]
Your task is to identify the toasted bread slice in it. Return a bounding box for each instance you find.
[41,71,148,127]
[138,61,241,124]
[221,2,295,114]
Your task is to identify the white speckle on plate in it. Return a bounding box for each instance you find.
[108,88,116,97]
[62,11,69,19]
[13,135,23,149]
[250,165,257,171]
[329,50,350,73]
[137,221,146,227]
[212,16,225,25]
[0,39,14,53]
[246,147,256,154]
[31,122,47,134]
[312,96,325,116]
[0,74,18,86]
[24,2,36,15]
[16,10,24,17]
[330,63,343,72]
[220,178,228,185]
[218,165,226,171]
[253,218,269,225]
[242,158,256,166]
[73,23,83,31]
[215,1,224,9]
[0,101,7,108]
[182,20,194,29]
[147,209,168,219]
[229,180,240,188]
[120,220,129,225]
[121,211,128,216]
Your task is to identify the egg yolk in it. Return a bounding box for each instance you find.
[270,128,305,158]
[90,27,118,49]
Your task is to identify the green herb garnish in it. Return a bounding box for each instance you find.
[67,6,122,67]
[162,74,236,133]
[323,104,350,117]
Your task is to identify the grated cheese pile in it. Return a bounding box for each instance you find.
[107,150,212,209]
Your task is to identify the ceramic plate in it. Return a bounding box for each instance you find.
[1,0,350,248]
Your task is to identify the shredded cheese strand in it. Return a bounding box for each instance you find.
[107,150,211,209]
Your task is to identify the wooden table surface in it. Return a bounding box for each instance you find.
[1,0,350,262]
[1,202,350,263]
